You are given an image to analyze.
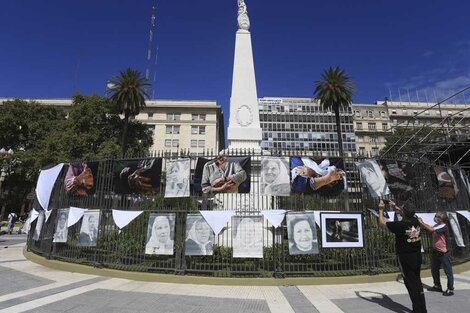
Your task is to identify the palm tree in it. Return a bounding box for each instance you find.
[314,66,355,157]
[107,68,151,157]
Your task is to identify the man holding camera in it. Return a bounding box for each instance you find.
[378,199,427,313]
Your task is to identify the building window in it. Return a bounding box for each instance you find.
[382,123,388,130]
[369,137,377,143]
[192,114,206,121]
[191,125,206,135]
[191,140,198,147]
[198,140,205,148]
[165,139,179,147]
[356,122,363,130]
[359,147,365,155]
[372,147,379,156]
[148,113,154,119]
[367,110,373,118]
[393,119,397,126]
[368,123,376,130]
[354,110,361,117]
[166,125,180,134]
[392,110,397,115]
[357,136,363,143]
[402,109,407,115]
[380,111,386,118]
[167,113,181,121]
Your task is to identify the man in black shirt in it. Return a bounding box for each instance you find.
[378,200,427,313]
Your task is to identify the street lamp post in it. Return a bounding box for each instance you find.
[0,148,14,221]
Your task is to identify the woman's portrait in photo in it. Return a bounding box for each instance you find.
[32,210,45,241]
[232,216,263,258]
[320,212,364,248]
[200,154,250,194]
[79,210,100,247]
[64,162,97,196]
[145,214,175,255]
[114,158,162,195]
[287,213,319,255]
[356,159,390,198]
[260,157,290,196]
[185,214,214,256]
[164,159,190,198]
[53,209,69,243]
[378,160,414,200]
[291,157,346,197]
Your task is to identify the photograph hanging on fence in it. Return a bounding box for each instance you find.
[32,209,45,241]
[260,157,290,196]
[78,210,100,247]
[113,158,162,195]
[433,165,458,200]
[164,159,190,198]
[53,208,69,243]
[356,159,390,198]
[286,212,319,255]
[146,213,176,255]
[64,162,99,196]
[232,216,263,258]
[320,212,364,248]
[378,160,415,200]
[447,212,465,247]
[290,157,346,197]
[185,214,214,256]
[195,155,251,194]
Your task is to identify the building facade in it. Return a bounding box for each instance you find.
[0,98,225,155]
[258,97,356,155]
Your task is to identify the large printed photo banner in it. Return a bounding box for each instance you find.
[78,210,100,247]
[145,213,176,255]
[32,210,45,241]
[286,212,319,255]
[113,158,162,195]
[433,165,458,200]
[447,212,465,247]
[64,162,99,196]
[291,157,346,197]
[53,208,69,243]
[320,212,364,248]
[378,160,414,200]
[195,156,251,194]
[185,214,214,256]
[164,159,190,198]
[356,159,391,198]
[260,157,290,196]
[232,216,263,258]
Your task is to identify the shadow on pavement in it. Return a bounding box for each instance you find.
[355,291,412,313]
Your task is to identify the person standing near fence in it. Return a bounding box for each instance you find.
[418,212,454,296]
[378,200,427,313]
[7,212,17,235]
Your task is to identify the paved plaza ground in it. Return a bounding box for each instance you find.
[1,234,469,313]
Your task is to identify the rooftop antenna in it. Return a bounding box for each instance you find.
[145,1,157,99]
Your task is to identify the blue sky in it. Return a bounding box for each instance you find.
[1,0,470,125]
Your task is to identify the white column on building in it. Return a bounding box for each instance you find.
[227,0,262,150]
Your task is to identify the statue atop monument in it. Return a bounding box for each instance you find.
[237,0,250,31]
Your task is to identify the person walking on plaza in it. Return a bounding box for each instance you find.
[7,212,17,235]
[418,212,454,296]
[378,200,427,313]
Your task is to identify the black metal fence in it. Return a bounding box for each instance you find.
[27,150,470,278]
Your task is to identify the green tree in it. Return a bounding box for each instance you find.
[107,68,151,157]
[314,67,355,156]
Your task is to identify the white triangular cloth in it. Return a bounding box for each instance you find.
[36,163,64,211]
[415,213,435,227]
[45,209,54,222]
[112,210,144,229]
[200,210,236,235]
[457,210,470,223]
[261,210,287,228]
[67,206,87,227]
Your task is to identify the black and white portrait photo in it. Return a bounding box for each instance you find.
[79,210,100,247]
[447,212,465,247]
[32,209,45,241]
[185,214,214,256]
[145,214,175,255]
[232,216,263,258]
[287,213,319,255]
[53,209,69,243]
[260,157,290,196]
[321,212,364,248]
[356,159,391,198]
[164,159,190,198]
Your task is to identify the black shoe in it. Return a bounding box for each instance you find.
[443,289,454,296]
[427,286,443,292]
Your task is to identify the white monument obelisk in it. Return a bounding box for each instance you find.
[227,0,262,150]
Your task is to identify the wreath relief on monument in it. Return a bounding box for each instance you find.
[236,105,253,126]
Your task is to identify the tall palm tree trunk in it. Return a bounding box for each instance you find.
[334,106,344,157]
[121,112,129,157]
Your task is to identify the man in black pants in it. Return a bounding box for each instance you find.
[378,200,427,313]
